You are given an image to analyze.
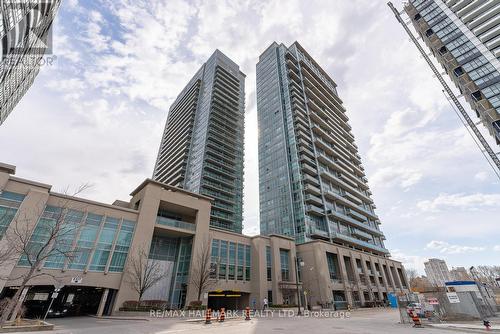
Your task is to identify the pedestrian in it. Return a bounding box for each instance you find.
[263,297,268,311]
[252,297,256,312]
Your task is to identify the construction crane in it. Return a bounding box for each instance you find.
[387,2,500,180]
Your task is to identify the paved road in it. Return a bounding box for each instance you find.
[32,309,480,334]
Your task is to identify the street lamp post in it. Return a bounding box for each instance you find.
[294,256,304,316]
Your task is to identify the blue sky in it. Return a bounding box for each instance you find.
[0,0,499,274]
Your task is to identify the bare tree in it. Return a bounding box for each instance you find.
[471,265,500,286]
[189,237,214,302]
[0,184,91,325]
[125,247,164,302]
[405,268,419,290]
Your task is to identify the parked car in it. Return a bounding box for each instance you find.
[46,305,69,318]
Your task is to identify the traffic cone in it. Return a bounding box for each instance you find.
[219,308,225,322]
[410,310,422,328]
[205,308,212,324]
[245,307,251,321]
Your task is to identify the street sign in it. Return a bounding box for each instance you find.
[446,292,460,303]
[428,298,439,305]
[51,292,59,299]
[71,276,83,284]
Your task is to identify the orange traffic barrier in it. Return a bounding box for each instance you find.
[409,310,422,328]
[219,308,225,322]
[245,307,251,321]
[205,308,212,324]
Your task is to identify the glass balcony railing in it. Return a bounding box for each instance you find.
[331,232,388,254]
[156,216,196,231]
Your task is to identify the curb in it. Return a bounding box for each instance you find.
[87,315,149,321]
[426,323,500,333]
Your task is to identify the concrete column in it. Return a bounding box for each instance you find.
[360,256,374,302]
[376,259,390,293]
[390,265,403,291]
[97,288,109,317]
[349,252,365,305]
[368,259,383,301]
[337,251,353,305]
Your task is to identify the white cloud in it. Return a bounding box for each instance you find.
[425,240,485,255]
[1,0,499,269]
[493,245,500,252]
[474,171,489,182]
[390,249,427,274]
[417,193,500,212]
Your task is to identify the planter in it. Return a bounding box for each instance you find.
[0,319,54,333]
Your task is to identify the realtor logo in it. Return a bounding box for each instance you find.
[3,1,59,57]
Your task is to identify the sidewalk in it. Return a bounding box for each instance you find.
[427,317,500,332]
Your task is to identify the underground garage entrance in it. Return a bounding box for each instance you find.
[2,285,116,318]
[207,290,249,310]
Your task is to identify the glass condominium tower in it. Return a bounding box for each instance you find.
[154,50,245,233]
[0,0,61,125]
[406,0,500,144]
[256,42,388,255]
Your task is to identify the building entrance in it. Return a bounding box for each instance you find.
[207,290,249,310]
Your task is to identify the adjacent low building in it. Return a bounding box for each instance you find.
[0,162,408,316]
[425,258,453,287]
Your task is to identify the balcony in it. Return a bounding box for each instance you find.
[301,163,318,176]
[302,174,320,187]
[344,191,362,205]
[351,228,373,240]
[323,188,358,211]
[347,209,366,222]
[156,216,196,232]
[309,226,330,240]
[304,194,323,206]
[306,205,325,216]
[331,232,389,254]
[327,210,384,237]
[201,180,235,196]
[304,183,321,196]
[493,120,500,142]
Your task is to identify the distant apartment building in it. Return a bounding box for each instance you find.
[153,50,245,233]
[0,162,408,316]
[425,258,453,286]
[0,0,61,125]
[256,42,407,306]
[405,0,500,144]
[450,266,471,281]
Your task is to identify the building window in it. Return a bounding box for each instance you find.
[69,213,103,270]
[245,245,251,281]
[266,246,272,281]
[89,217,119,271]
[44,209,84,269]
[219,240,227,280]
[0,206,17,239]
[0,191,26,202]
[228,242,236,280]
[326,252,340,280]
[210,239,219,279]
[280,249,290,281]
[237,244,244,280]
[109,220,135,272]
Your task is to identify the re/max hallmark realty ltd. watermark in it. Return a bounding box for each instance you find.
[150,309,351,319]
